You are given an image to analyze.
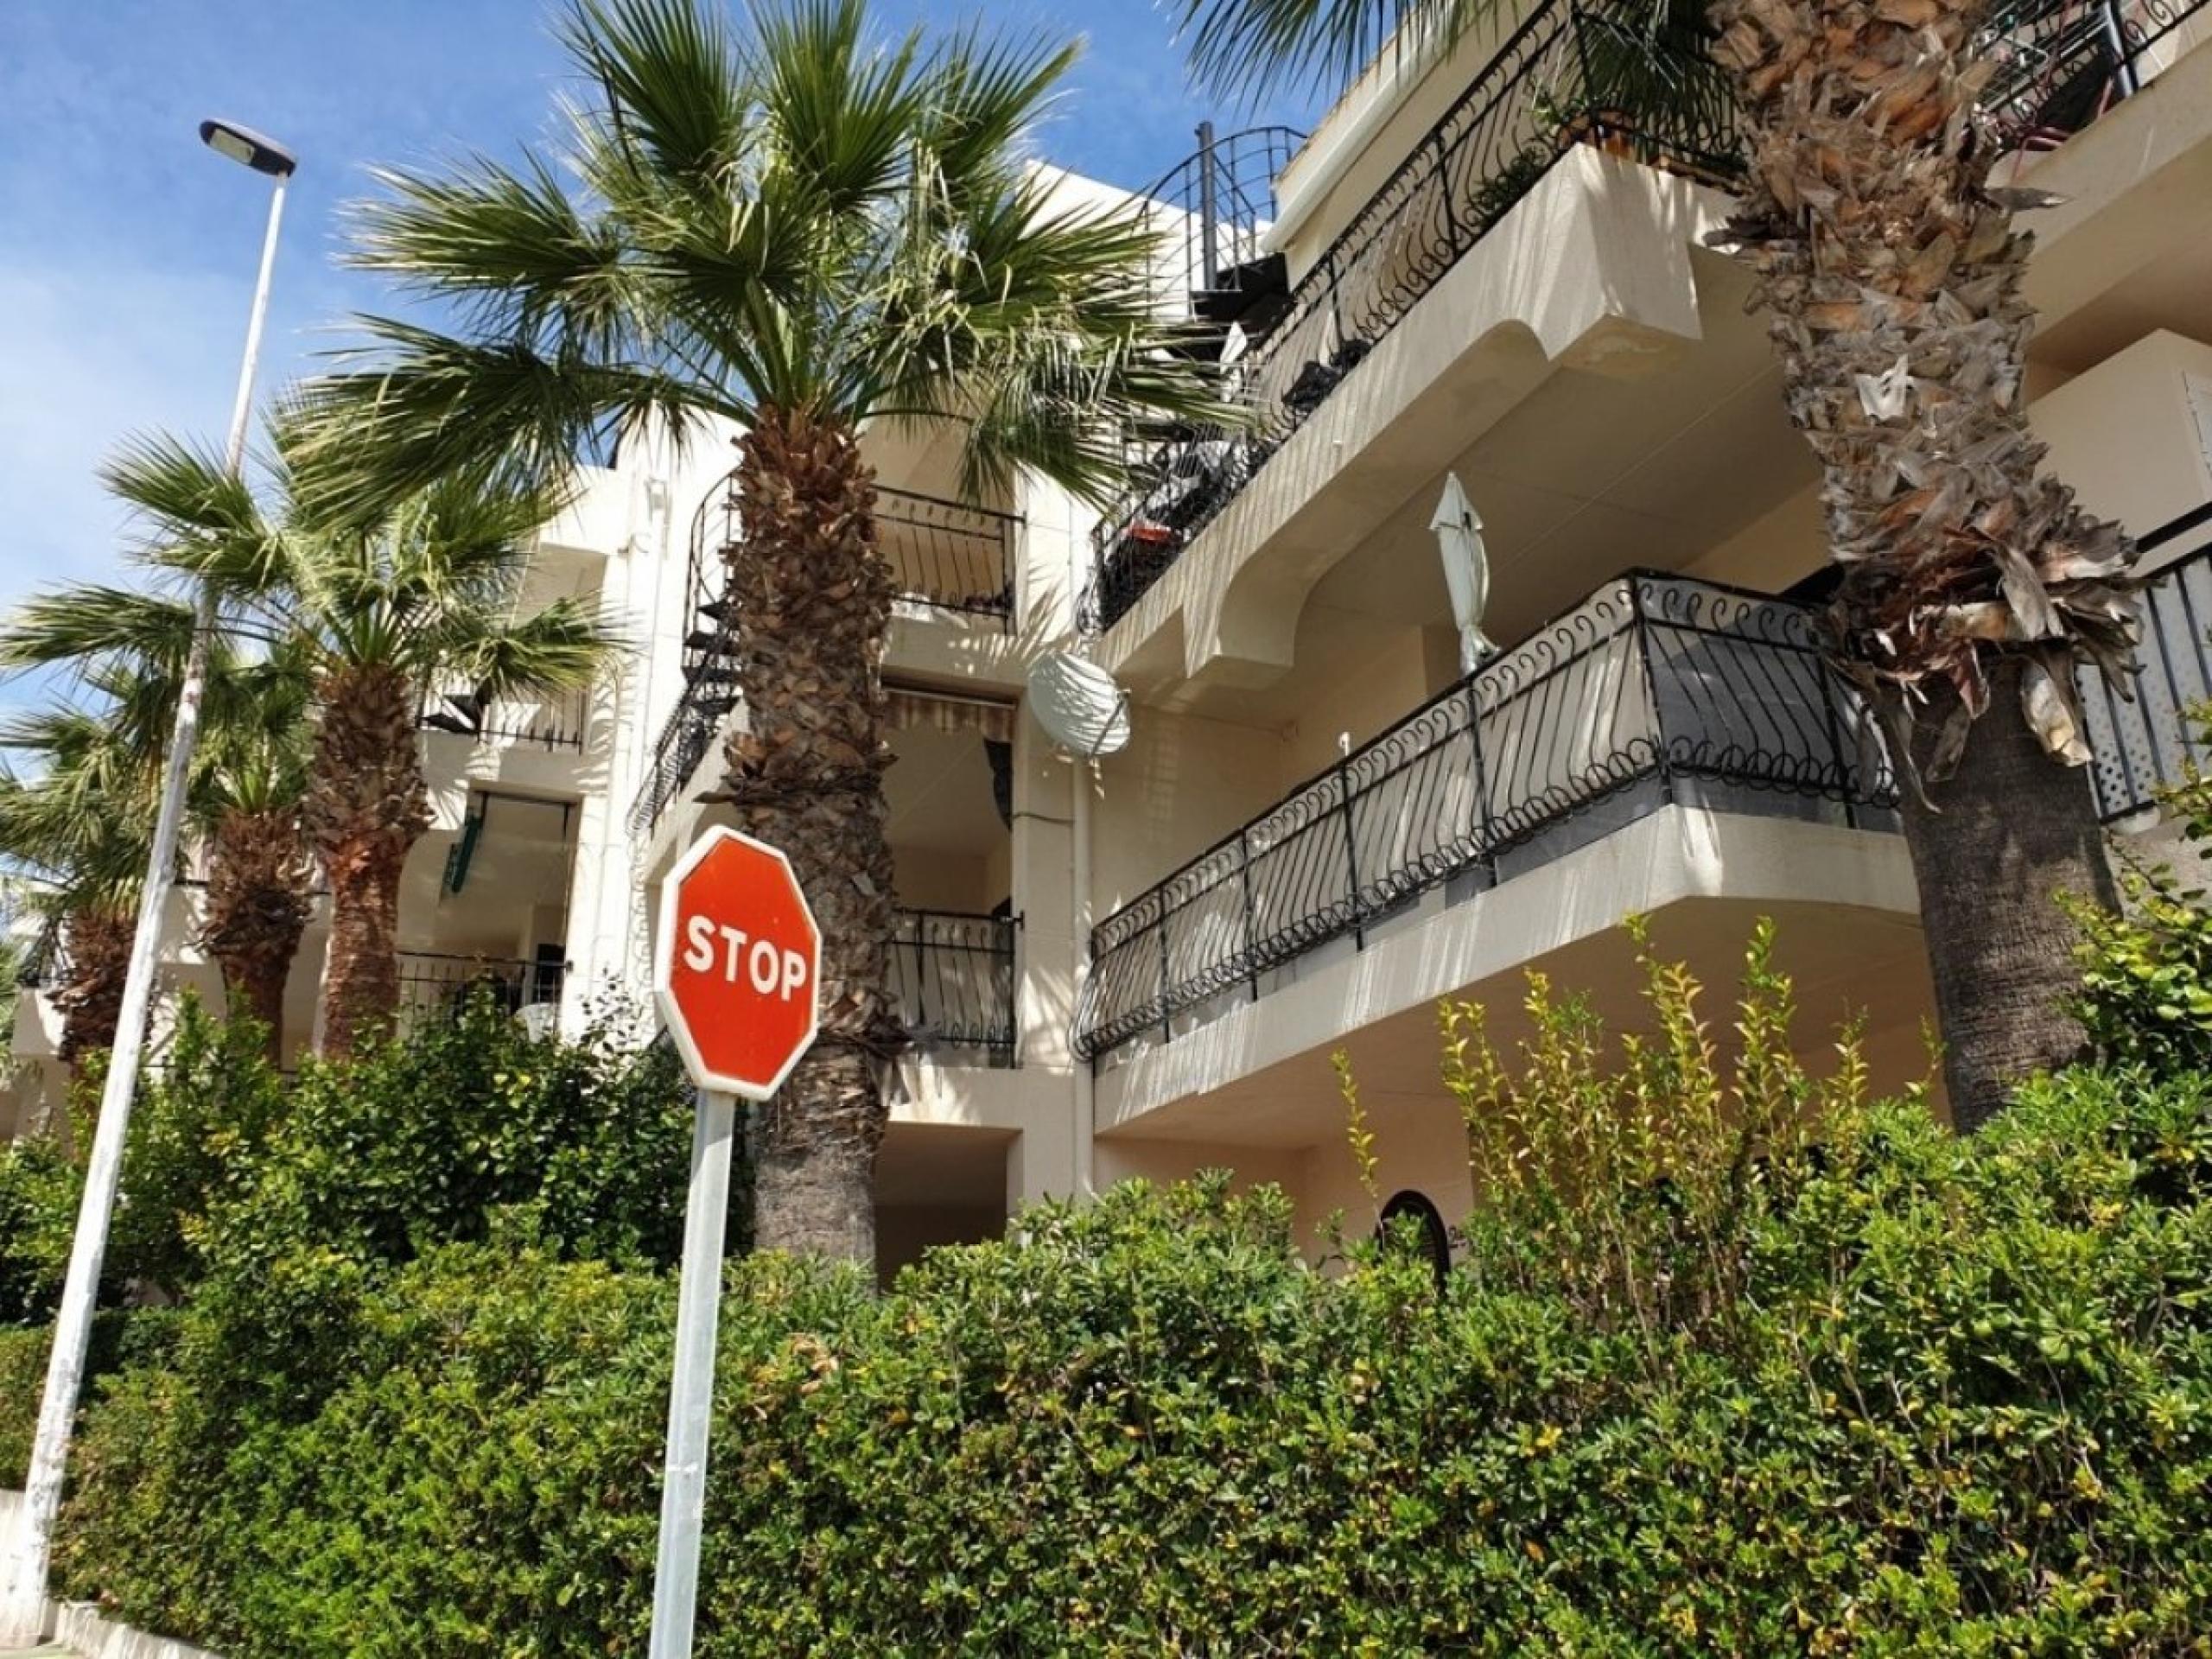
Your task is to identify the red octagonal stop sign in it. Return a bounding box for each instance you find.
[654,828,822,1100]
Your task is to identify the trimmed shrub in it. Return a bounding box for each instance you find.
[191,996,707,1290]
[0,1134,81,1325]
[56,1236,671,1655]
[110,1002,291,1298]
[0,1321,47,1483]
[0,1310,176,1488]
[52,1062,2212,1656]
[46,931,2212,1653]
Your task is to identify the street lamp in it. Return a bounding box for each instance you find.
[0,120,296,1651]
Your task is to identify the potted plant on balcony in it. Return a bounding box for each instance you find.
[1539,0,1738,186]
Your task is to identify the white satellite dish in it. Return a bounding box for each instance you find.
[1027,650,1132,760]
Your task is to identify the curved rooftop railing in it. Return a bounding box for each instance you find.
[1080,0,1738,634]
[1079,0,2210,638]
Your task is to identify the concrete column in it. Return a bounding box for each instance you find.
[560,466,678,1038]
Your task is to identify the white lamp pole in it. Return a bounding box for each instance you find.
[0,119,296,1651]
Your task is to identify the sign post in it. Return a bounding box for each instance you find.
[648,827,821,1659]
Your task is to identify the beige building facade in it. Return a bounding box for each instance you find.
[11,1,2212,1273]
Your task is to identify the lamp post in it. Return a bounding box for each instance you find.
[0,119,296,1651]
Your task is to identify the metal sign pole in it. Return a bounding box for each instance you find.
[647,1084,737,1659]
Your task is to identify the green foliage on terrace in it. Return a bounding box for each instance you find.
[32,925,2212,1656]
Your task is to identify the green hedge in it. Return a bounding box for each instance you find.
[0,1134,84,1325]
[0,1321,45,1484]
[50,1063,2212,1656]
[0,1310,175,1488]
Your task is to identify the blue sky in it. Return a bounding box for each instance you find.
[0,0,1313,711]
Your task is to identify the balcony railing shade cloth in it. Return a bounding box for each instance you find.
[887,688,1018,744]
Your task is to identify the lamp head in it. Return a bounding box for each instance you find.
[199,119,296,179]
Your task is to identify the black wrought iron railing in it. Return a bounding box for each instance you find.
[2082,500,2212,823]
[880,490,1021,622]
[1983,0,2209,149]
[418,683,590,752]
[1142,124,1307,315]
[1073,572,1897,1061]
[397,950,568,1033]
[1079,0,2211,638]
[627,474,1020,840]
[1079,0,1738,633]
[889,909,1020,1065]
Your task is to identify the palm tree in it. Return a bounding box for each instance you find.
[1174,0,2139,1128]
[3,438,616,1058]
[192,651,315,1060]
[0,704,156,1075]
[0,594,318,1061]
[288,0,1232,1261]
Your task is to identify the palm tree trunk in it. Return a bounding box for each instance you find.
[54,906,134,1072]
[1898,664,2116,1128]
[715,405,900,1265]
[1708,0,2138,1122]
[308,664,429,1060]
[201,806,310,1064]
[320,849,407,1058]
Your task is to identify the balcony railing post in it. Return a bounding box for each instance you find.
[1814,653,1861,833]
[1337,758,1366,949]
[1157,906,1174,1043]
[1628,577,1676,805]
[1462,676,1494,873]
[999,914,1020,1064]
[1432,130,1461,255]
[2102,0,2139,96]
[1570,5,1596,134]
[1236,828,1261,1002]
[911,916,931,1036]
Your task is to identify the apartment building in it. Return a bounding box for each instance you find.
[10,0,2212,1271]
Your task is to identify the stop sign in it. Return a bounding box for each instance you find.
[653,827,822,1100]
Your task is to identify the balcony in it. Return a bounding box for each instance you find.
[1080,0,2212,639]
[397,950,569,1036]
[889,910,1020,1066]
[1081,0,1737,634]
[2083,500,2212,823]
[628,474,1020,841]
[1074,572,1896,1061]
[419,683,590,752]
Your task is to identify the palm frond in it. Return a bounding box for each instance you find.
[345,153,639,348]
[913,24,1077,194]
[563,0,751,189]
[749,0,926,219]
[0,588,199,678]
[289,321,706,519]
[103,432,276,557]
[437,596,621,704]
[304,0,1224,520]
[1175,0,1500,100]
